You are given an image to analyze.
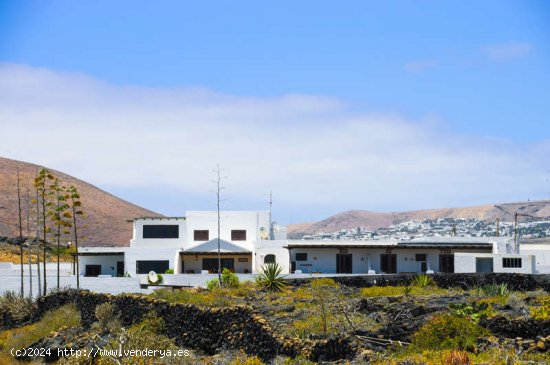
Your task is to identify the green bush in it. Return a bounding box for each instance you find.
[411,314,490,351]
[481,283,509,297]
[164,268,174,274]
[207,268,240,289]
[448,301,493,323]
[256,263,287,292]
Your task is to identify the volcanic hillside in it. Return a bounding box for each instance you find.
[0,157,162,246]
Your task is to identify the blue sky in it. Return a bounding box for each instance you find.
[0,1,549,223]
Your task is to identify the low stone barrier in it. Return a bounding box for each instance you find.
[285,273,550,291]
[33,290,357,361]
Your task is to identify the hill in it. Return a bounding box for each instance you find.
[287,200,550,238]
[0,157,162,246]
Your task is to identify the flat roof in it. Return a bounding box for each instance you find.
[77,247,127,255]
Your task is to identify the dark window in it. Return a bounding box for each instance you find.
[503,258,522,268]
[194,230,209,241]
[143,225,179,239]
[231,230,247,241]
[85,265,101,277]
[415,254,427,262]
[264,254,276,264]
[295,253,308,261]
[136,260,169,274]
[202,258,235,273]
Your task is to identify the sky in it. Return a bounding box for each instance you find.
[0,1,549,224]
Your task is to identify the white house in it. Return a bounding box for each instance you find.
[78,210,550,277]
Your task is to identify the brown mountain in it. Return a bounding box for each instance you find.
[288,200,550,238]
[0,157,162,246]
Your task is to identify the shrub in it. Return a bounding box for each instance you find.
[94,302,121,333]
[448,301,494,323]
[530,295,550,321]
[98,311,193,364]
[207,268,240,289]
[256,263,287,292]
[230,352,265,365]
[411,314,490,351]
[481,283,509,297]
[0,291,34,326]
[412,274,433,288]
[165,268,174,274]
[0,304,80,352]
[442,350,471,365]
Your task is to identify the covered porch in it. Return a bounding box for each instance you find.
[180,238,253,274]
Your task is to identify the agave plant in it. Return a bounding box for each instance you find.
[256,263,287,292]
[412,274,433,288]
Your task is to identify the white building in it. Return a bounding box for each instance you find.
[78,211,550,277]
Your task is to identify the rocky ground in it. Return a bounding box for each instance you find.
[1,279,549,364]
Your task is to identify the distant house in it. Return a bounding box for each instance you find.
[78,211,550,277]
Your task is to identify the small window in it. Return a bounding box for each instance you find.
[194,230,209,241]
[231,230,247,241]
[503,257,522,268]
[264,254,276,264]
[238,257,249,263]
[415,254,427,262]
[295,253,307,261]
[143,225,179,239]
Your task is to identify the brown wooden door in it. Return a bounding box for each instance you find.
[336,254,353,273]
[380,254,397,273]
[439,254,454,273]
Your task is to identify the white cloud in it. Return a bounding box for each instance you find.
[481,42,533,60]
[403,59,437,73]
[0,63,548,217]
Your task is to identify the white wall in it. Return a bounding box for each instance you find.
[521,244,550,274]
[79,255,124,276]
[184,211,270,251]
[454,253,535,274]
[125,247,179,276]
[130,218,186,248]
[254,240,290,273]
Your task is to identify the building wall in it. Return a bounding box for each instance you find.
[254,240,291,273]
[130,218,186,249]
[181,254,252,274]
[184,211,270,251]
[520,244,550,274]
[79,255,124,276]
[125,247,180,276]
[454,253,536,274]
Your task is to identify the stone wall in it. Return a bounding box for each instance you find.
[285,273,550,291]
[33,290,356,361]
